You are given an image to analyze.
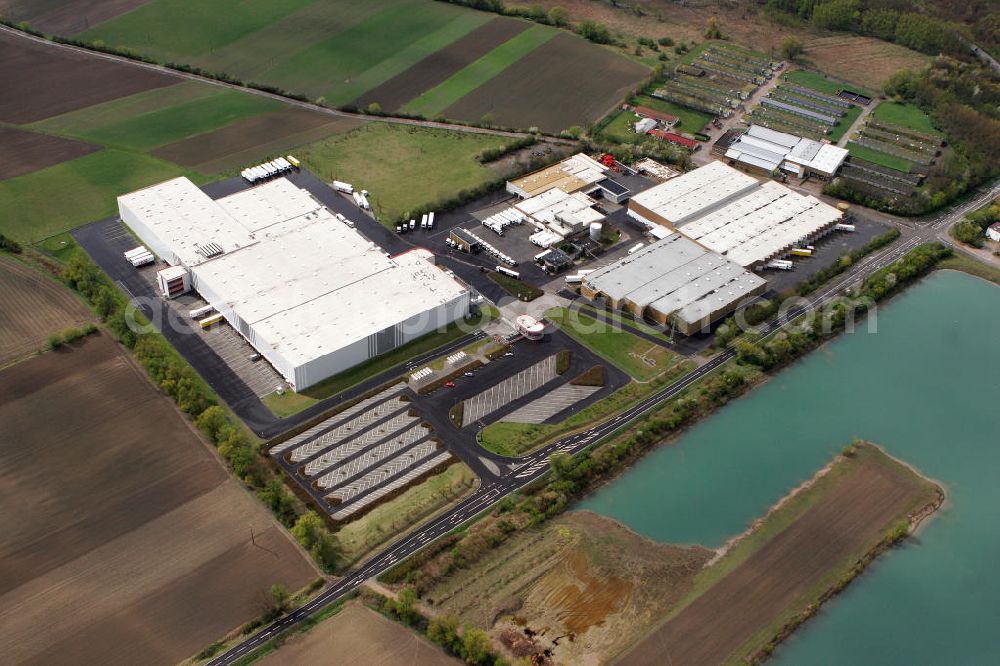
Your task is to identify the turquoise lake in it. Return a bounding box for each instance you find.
[578,270,1000,664]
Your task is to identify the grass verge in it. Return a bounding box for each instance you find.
[486,271,542,301]
[546,306,678,380]
[937,252,1000,286]
[336,462,478,566]
[478,357,694,458]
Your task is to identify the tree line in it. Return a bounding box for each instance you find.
[764,0,968,56]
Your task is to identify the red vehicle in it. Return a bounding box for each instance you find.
[445,381,456,388]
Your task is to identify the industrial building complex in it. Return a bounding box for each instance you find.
[119,177,470,391]
[721,125,849,179]
[628,161,843,268]
[580,232,767,335]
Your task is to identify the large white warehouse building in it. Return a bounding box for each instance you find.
[119,177,470,391]
[628,160,843,268]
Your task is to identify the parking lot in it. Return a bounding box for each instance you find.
[502,383,602,424]
[270,381,452,520]
[462,354,558,426]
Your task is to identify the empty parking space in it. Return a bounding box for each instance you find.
[286,396,409,463]
[330,451,453,521]
[131,262,284,398]
[462,355,558,426]
[314,424,430,490]
[271,384,404,455]
[502,382,602,424]
[303,411,419,476]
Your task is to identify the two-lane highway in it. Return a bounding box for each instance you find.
[208,181,999,666]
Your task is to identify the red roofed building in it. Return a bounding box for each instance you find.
[634,105,679,127]
[648,129,698,150]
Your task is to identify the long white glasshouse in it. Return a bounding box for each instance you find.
[119,177,470,391]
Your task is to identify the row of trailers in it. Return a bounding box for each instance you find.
[123,245,153,268]
[241,155,300,184]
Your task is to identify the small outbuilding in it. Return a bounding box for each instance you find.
[987,222,1000,243]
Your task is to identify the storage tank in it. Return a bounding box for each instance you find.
[589,222,603,242]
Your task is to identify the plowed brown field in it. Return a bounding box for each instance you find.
[258,602,460,666]
[621,447,939,665]
[443,32,648,133]
[353,16,530,112]
[0,255,92,366]
[0,30,176,124]
[151,107,364,174]
[0,333,317,664]
[0,0,152,36]
[0,126,99,179]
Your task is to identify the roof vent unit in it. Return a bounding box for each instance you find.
[196,242,224,259]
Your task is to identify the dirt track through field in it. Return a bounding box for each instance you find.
[621,458,925,665]
[0,255,92,366]
[0,126,99,179]
[443,32,648,133]
[353,16,530,112]
[0,334,317,664]
[0,30,177,123]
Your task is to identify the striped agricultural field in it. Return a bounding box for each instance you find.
[0,255,93,367]
[70,0,649,130]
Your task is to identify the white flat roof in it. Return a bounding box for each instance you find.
[121,178,468,367]
[119,177,255,266]
[629,160,759,225]
[729,125,848,177]
[582,232,766,327]
[677,180,842,266]
[514,188,604,230]
[793,143,848,175]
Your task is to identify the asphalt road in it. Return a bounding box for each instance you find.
[206,181,1000,666]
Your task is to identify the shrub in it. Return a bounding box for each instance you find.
[0,233,22,253]
[292,511,340,572]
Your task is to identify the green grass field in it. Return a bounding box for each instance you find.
[600,95,712,144]
[65,91,282,151]
[784,70,873,98]
[547,307,679,381]
[296,123,516,224]
[29,81,219,134]
[827,104,861,143]
[0,149,207,242]
[81,0,317,60]
[871,102,941,136]
[634,95,712,133]
[403,25,555,117]
[256,1,484,104]
[846,142,913,173]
